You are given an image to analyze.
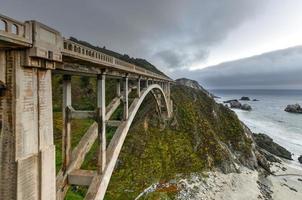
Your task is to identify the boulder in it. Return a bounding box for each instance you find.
[284,104,302,114]
[253,133,293,160]
[240,96,250,101]
[230,100,241,109]
[298,155,302,164]
[253,99,259,101]
[241,104,252,111]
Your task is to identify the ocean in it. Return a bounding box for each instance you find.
[211,89,302,166]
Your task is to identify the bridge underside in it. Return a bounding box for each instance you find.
[0,14,173,200]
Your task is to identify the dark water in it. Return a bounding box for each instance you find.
[211,89,302,165]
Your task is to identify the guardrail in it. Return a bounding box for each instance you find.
[0,14,32,46]
[63,39,114,65]
[63,39,171,81]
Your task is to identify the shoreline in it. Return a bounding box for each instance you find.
[176,160,302,200]
[214,94,302,165]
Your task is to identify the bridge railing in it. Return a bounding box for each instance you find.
[63,39,114,65]
[62,38,170,81]
[0,13,171,81]
[0,14,32,46]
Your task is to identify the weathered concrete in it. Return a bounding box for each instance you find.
[68,169,96,186]
[0,50,56,200]
[123,75,129,120]
[97,73,106,173]
[0,13,173,200]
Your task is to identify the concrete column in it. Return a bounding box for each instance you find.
[123,75,129,120]
[146,79,149,88]
[116,79,121,97]
[0,50,55,200]
[97,73,106,173]
[137,77,141,97]
[62,75,71,173]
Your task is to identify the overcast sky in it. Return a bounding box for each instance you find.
[1,0,302,89]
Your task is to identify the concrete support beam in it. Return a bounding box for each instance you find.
[137,77,141,97]
[123,75,129,120]
[107,120,122,127]
[69,108,95,120]
[68,170,96,186]
[97,73,106,173]
[62,75,72,173]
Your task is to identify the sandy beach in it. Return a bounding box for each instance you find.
[176,160,302,200]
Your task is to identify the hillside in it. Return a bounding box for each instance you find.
[52,74,261,199]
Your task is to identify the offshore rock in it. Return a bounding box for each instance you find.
[240,96,251,101]
[298,155,302,164]
[230,100,242,108]
[241,104,252,111]
[284,104,302,114]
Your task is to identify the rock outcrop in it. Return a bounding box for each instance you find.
[223,99,238,104]
[225,100,252,111]
[253,133,292,160]
[175,78,217,98]
[230,100,242,109]
[241,104,252,111]
[298,155,302,164]
[240,96,250,101]
[284,104,302,114]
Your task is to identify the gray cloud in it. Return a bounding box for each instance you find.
[189,46,302,89]
[0,0,265,72]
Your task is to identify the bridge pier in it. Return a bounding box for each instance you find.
[62,75,72,173]
[123,75,129,120]
[137,77,141,97]
[97,73,106,173]
[0,50,56,200]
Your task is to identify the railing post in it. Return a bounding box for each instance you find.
[116,79,121,97]
[62,75,72,173]
[146,78,149,88]
[123,74,129,120]
[97,72,106,173]
[137,77,141,97]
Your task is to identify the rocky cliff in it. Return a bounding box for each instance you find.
[175,78,216,98]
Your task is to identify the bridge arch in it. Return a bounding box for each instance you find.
[85,83,171,199]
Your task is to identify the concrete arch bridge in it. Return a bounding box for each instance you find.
[0,14,173,200]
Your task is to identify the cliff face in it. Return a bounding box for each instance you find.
[175,78,216,98]
[52,75,260,199]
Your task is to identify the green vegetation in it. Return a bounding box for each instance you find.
[52,74,254,199]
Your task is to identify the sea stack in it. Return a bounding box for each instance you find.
[284,104,302,114]
[240,96,250,101]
